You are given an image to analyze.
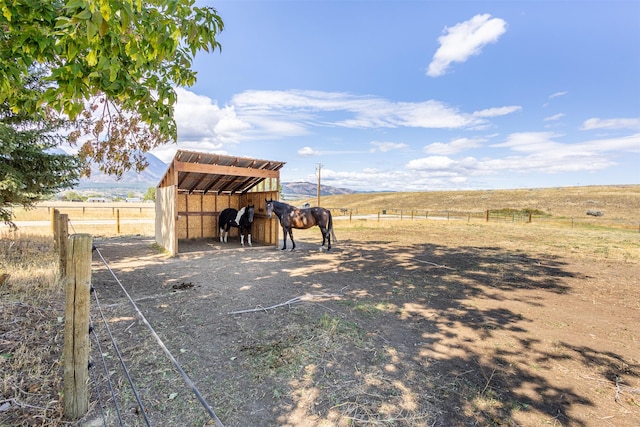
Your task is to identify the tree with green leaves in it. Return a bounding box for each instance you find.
[1,0,223,175]
[1,0,223,225]
[144,186,156,201]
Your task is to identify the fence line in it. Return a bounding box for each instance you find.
[326,207,639,232]
[58,220,226,425]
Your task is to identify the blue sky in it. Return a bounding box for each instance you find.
[150,0,640,192]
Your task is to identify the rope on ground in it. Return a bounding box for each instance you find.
[93,245,226,427]
[228,286,348,315]
[413,259,455,269]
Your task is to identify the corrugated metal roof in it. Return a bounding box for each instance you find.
[159,150,285,194]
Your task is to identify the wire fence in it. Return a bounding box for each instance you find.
[327,208,640,232]
[64,219,225,426]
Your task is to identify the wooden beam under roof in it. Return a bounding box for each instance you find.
[174,161,280,179]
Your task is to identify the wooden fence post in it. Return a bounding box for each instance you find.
[52,209,60,249]
[486,209,489,222]
[116,208,121,234]
[58,214,69,280]
[63,234,93,420]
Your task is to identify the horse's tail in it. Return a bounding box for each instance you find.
[328,211,338,244]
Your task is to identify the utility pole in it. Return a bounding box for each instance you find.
[316,163,322,207]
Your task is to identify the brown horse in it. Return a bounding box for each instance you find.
[265,199,337,251]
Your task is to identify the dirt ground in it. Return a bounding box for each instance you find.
[83,222,639,427]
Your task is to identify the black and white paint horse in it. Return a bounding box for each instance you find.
[265,199,337,251]
[219,205,255,246]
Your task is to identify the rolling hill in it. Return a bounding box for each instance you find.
[291,185,640,220]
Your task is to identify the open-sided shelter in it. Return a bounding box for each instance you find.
[155,150,285,255]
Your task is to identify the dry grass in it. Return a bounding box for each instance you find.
[5,185,639,237]
[296,184,640,219]
[300,184,640,212]
[1,185,639,425]
[0,234,67,426]
[5,202,155,238]
[331,217,640,263]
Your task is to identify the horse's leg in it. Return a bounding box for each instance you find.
[281,225,287,250]
[319,226,326,249]
[240,229,245,246]
[247,227,252,247]
[219,226,224,243]
[319,226,330,250]
[289,228,296,251]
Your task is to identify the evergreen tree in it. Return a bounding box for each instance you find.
[1,72,81,226]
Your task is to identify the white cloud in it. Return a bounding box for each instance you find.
[370,141,408,152]
[174,87,250,143]
[305,130,639,191]
[579,133,640,153]
[150,88,253,162]
[544,113,565,121]
[298,146,320,157]
[581,117,640,131]
[381,131,640,190]
[168,88,521,158]
[549,91,568,99]
[423,137,484,155]
[473,106,521,118]
[234,89,485,130]
[318,167,464,192]
[491,132,563,153]
[406,156,457,170]
[427,14,507,77]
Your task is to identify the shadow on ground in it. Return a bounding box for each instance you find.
[86,235,639,426]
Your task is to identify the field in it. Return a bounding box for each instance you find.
[1,185,639,426]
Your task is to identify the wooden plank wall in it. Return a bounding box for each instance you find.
[249,191,280,246]
[155,186,177,255]
[173,190,280,245]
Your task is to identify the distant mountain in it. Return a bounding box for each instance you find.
[281,181,357,199]
[75,152,168,191]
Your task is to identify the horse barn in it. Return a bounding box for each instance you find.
[155,150,285,256]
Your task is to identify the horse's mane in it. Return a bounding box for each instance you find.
[234,207,246,224]
[271,200,292,208]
